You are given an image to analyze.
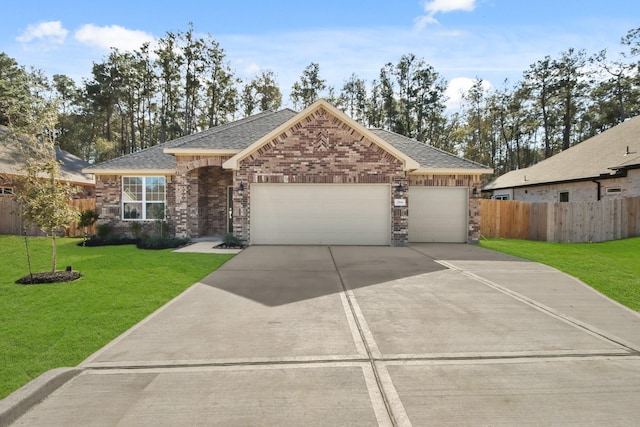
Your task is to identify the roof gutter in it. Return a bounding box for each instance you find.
[485,170,628,192]
[411,168,493,175]
[82,168,176,176]
[591,180,602,201]
[163,148,241,155]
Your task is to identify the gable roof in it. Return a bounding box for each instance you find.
[0,125,94,185]
[222,99,420,171]
[85,110,297,174]
[163,109,298,154]
[85,101,493,176]
[484,115,640,191]
[370,129,492,174]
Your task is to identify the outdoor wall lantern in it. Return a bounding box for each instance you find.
[472,187,479,198]
[395,183,404,197]
[238,181,244,195]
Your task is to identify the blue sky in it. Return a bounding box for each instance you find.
[2,0,639,109]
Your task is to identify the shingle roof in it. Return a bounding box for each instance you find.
[484,115,640,191]
[169,109,298,150]
[83,141,177,172]
[85,109,298,172]
[371,129,491,171]
[85,108,491,174]
[0,125,94,185]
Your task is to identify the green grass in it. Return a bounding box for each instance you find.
[479,237,640,313]
[0,235,234,399]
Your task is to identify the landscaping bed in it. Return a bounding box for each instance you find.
[16,270,82,284]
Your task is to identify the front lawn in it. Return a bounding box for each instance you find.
[479,237,640,313]
[0,235,234,400]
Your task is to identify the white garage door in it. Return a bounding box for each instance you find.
[409,187,468,243]
[251,184,390,245]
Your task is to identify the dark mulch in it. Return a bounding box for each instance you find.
[214,243,246,249]
[16,271,82,285]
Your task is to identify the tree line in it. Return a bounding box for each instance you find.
[2,24,640,178]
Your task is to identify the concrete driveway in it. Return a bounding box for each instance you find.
[4,244,640,426]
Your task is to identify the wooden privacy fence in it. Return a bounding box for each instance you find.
[0,197,96,237]
[481,197,640,243]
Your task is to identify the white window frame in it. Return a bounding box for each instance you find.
[0,187,13,196]
[122,176,166,221]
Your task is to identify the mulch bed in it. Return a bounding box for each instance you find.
[16,271,82,285]
[214,243,246,249]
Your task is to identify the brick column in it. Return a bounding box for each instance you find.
[468,179,482,243]
[232,169,250,243]
[391,175,409,246]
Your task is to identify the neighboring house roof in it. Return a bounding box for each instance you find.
[484,115,640,191]
[86,100,492,175]
[0,125,95,186]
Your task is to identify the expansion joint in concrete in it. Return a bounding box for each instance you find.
[328,247,401,427]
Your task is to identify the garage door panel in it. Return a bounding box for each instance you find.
[409,187,468,243]
[251,184,390,245]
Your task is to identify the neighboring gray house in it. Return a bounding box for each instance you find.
[85,100,492,246]
[484,116,640,202]
[0,125,95,197]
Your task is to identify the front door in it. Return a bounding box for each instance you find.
[227,186,233,234]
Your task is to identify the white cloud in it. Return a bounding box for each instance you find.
[242,62,262,76]
[445,77,493,111]
[16,21,68,45]
[415,0,477,29]
[74,24,155,52]
[425,0,476,14]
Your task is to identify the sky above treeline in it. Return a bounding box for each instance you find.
[2,0,639,110]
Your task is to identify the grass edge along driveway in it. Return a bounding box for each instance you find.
[479,237,640,314]
[0,235,234,400]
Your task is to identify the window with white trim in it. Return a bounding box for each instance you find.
[0,187,13,196]
[122,176,165,220]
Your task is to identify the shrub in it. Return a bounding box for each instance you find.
[78,209,99,246]
[95,223,113,240]
[128,222,144,239]
[82,235,137,247]
[136,235,189,250]
[223,233,243,247]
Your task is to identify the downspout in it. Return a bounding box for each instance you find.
[592,180,601,201]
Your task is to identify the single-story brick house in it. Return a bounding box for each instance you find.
[484,115,640,202]
[85,99,492,246]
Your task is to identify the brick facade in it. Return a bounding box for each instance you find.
[173,156,232,238]
[233,106,409,245]
[95,174,127,234]
[96,174,177,237]
[510,170,640,203]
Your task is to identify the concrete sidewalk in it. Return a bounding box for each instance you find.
[4,244,640,426]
